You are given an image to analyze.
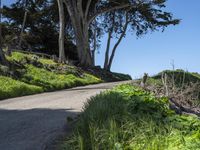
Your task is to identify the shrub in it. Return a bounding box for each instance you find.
[62,84,200,150]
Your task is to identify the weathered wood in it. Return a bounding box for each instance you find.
[169,98,200,117]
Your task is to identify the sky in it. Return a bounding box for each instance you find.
[2,0,200,78]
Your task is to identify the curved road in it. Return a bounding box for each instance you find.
[0,81,130,150]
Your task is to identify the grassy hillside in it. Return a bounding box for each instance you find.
[0,52,101,99]
[152,69,200,86]
[0,51,130,100]
[61,84,200,150]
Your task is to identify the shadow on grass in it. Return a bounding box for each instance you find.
[0,108,79,150]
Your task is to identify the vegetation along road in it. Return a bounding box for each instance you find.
[0,81,131,150]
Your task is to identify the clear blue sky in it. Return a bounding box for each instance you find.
[3,0,200,78]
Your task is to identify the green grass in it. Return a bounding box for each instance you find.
[61,84,200,150]
[39,58,57,65]
[0,52,102,100]
[0,76,43,100]
[153,70,200,86]
[1,51,130,100]
[6,51,29,62]
[21,64,101,91]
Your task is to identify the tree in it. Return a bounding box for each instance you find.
[2,0,57,51]
[103,11,130,71]
[18,0,28,49]
[2,0,80,63]
[102,0,180,71]
[63,0,179,67]
[2,0,179,69]
[63,0,129,66]
[57,0,66,63]
[0,0,8,66]
[89,17,103,66]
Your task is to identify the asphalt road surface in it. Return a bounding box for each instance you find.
[0,81,131,150]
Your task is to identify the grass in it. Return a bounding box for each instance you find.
[0,76,43,99]
[21,64,101,91]
[39,58,57,65]
[153,69,200,86]
[61,84,200,150]
[1,51,129,100]
[0,52,102,100]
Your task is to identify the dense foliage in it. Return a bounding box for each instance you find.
[1,0,179,68]
[1,0,78,61]
[62,84,200,150]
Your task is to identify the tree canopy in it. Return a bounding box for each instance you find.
[0,0,180,69]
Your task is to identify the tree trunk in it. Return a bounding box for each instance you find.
[82,24,93,66]
[18,10,28,49]
[76,33,92,66]
[57,0,66,63]
[91,27,97,66]
[0,48,8,66]
[91,50,95,66]
[64,0,93,67]
[107,34,124,71]
[6,44,12,56]
[104,31,112,70]
[0,0,8,66]
[105,15,129,71]
[73,17,92,67]
[63,0,131,67]
[107,24,128,71]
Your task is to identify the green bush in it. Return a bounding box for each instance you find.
[0,76,43,100]
[62,84,200,150]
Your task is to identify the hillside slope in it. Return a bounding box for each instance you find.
[0,52,131,100]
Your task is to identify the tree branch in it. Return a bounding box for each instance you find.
[77,0,84,20]
[88,4,131,24]
[107,13,129,70]
[85,0,92,18]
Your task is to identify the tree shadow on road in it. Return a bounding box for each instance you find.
[0,108,79,150]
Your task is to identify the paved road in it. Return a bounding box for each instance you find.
[0,81,131,150]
